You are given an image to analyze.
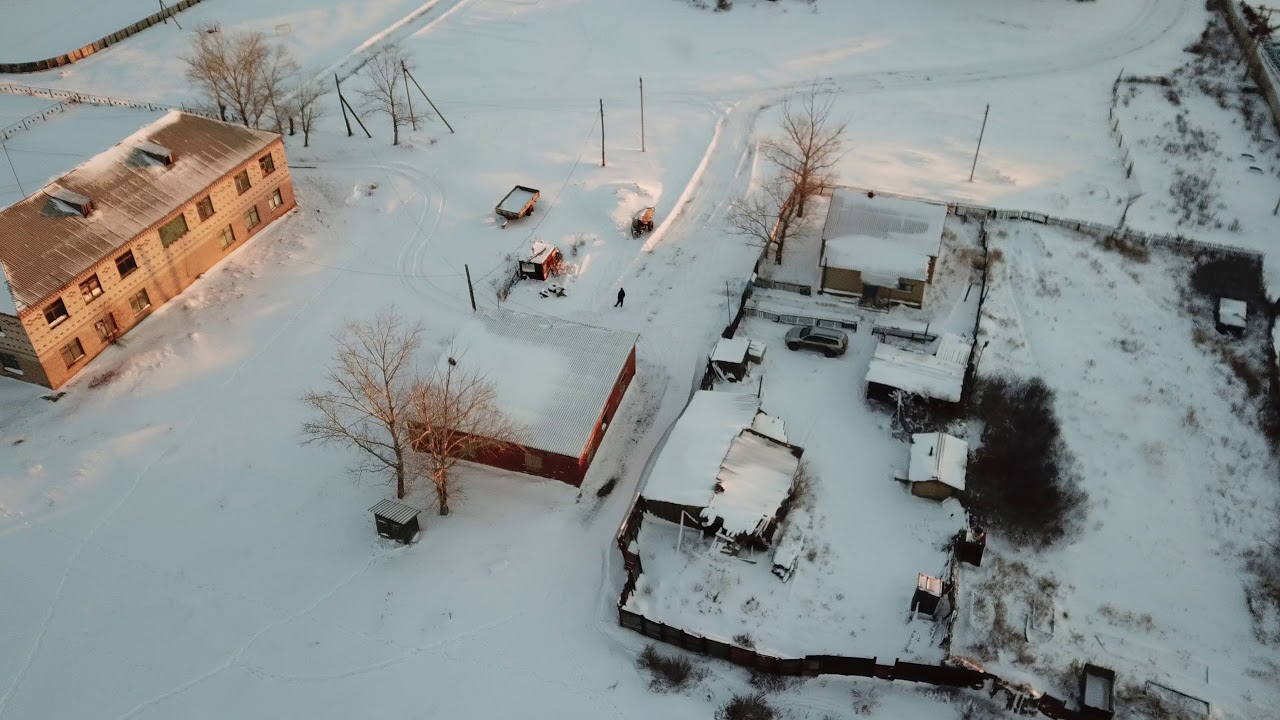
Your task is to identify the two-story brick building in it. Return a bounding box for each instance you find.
[0,111,296,389]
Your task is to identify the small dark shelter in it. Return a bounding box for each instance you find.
[519,242,562,281]
[1216,297,1247,336]
[711,337,750,382]
[911,573,944,617]
[958,527,987,567]
[370,499,422,544]
[1079,664,1116,720]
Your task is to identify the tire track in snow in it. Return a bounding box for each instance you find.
[320,0,478,83]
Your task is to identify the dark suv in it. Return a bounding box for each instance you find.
[784,326,848,357]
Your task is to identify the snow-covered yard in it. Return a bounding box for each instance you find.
[953,219,1280,717]
[2,0,1280,718]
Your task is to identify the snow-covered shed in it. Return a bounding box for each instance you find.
[901,432,968,501]
[1216,297,1247,336]
[518,241,562,281]
[437,308,638,487]
[818,189,947,308]
[711,336,750,381]
[865,333,972,405]
[640,390,803,546]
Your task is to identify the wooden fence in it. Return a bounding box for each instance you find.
[753,276,812,296]
[1217,0,1280,136]
[743,306,858,331]
[0,83,203,141]
[0,0,208,74]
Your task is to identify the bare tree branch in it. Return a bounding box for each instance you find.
[761,83,848,220]
[406,352,526,515]
[727,173,804,264]
[182,26,296,130]
[300,307,423,499]
[360,43,421,146]
[294,76,329,148]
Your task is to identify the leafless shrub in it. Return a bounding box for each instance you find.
[715,0,732,9]
[749,671,796,694]
[717,693,775,720]
[1168,168,1220,227]
[733,632,755,649]
[1099,235,1151,262]
[637,644,702,692]
[360,43,422,146]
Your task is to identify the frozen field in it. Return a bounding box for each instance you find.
[2,0,1279,718]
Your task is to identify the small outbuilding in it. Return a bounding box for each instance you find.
[519,241,562,281]
[711,337,751,381]
[911,573,945,617]
[1079,664,1116,720]
[866,333,972,406]
[1216,297,1247,336]
[370,499,422,544]
[901,432,968,501]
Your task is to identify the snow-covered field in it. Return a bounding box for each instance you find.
[954,220,1280,717]
[2,0,1279,718]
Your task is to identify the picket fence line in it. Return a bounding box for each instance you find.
[0,83,207,141]
[0,0,207,74]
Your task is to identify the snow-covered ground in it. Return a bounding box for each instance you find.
[2,0,1279,718]
[953,220,1280,717]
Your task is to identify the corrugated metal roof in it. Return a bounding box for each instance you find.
[369,499,421,524]
[441,308,638,457]
[821,189,946,279]
[0,111,278,312]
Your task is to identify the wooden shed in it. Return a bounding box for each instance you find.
[1216,297,1247,336]
[519,241,562,281]
[711,337,750,381]
[370,499,422,544]
[900,432,968,501]
[911,573,944,617]
[1079,664,1116,720]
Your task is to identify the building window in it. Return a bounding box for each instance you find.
[129,288,151,315]
[0,352,19,373]
[244,205,261,230]
[196,196,215,221]
[115,250,138,278]
[898,281,916,293]
[94,314,118,342]
[259,153,275,176]
[159,214,189,248]
[220,225,236,249]
[79,274,104,303]
[268,188,283,210]
[60,337,85,367]
[234,170,251,194]
[44,298,69,327]
[524,451,543,472]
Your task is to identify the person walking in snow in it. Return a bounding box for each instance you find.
[615,287,625,307]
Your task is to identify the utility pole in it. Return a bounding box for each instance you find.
[640,76,646,153]
[600,99,606,167]
[402,61,417,132]
[336,74,353,137]
[465,264,477,312]
[159,0,180,28]
[2,139,25,197]
[402,68,454,133]
[968,104,989,183]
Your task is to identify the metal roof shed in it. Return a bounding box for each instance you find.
[370,499,422,544]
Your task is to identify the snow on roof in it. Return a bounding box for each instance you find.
[820,189,946,281]
[641,390,761,508]
[1219,298,1247,328]
[908,432,968,491]
[442,308,637,457]
[711,337,750,364]
[0,262,16,315]
[499,187,537,214]
[865,334,971,403]
[751,413,787,444]
[703,430,800,537]
[0,111,279,312]
[528,241,556,264]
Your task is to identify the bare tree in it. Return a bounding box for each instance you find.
[301,308,422,499]
[360,43,420,146]
[726,174,801,264]
[293,76,329,148]
[762,84,848,219]
[183,25,233,121]
[406,355,525,515]
[259,43,300,134]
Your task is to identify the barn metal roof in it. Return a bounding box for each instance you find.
[440,308,638,457]
[369,499,422,524]
[0,111,279,313]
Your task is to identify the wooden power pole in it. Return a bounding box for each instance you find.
[968,104,989,183]
[600,99,606,167]
[640,77,646,153]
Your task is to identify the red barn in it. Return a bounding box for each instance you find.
[440,308,637,487]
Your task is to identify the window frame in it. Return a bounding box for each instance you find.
[219,225,236,249]
[0,352,20,373]
[196,196,215,221]
[268,188,283,210]
[129,288,151,315]
[244,205,261,230]
[44,298,69,327]
[79,274,104,304]
[115,250,139,278]
[158,213,189,248]
[60,337,85,368]
[259,153,276,176]
[234,170,251,195]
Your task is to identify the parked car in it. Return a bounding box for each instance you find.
[784,326,848,357]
